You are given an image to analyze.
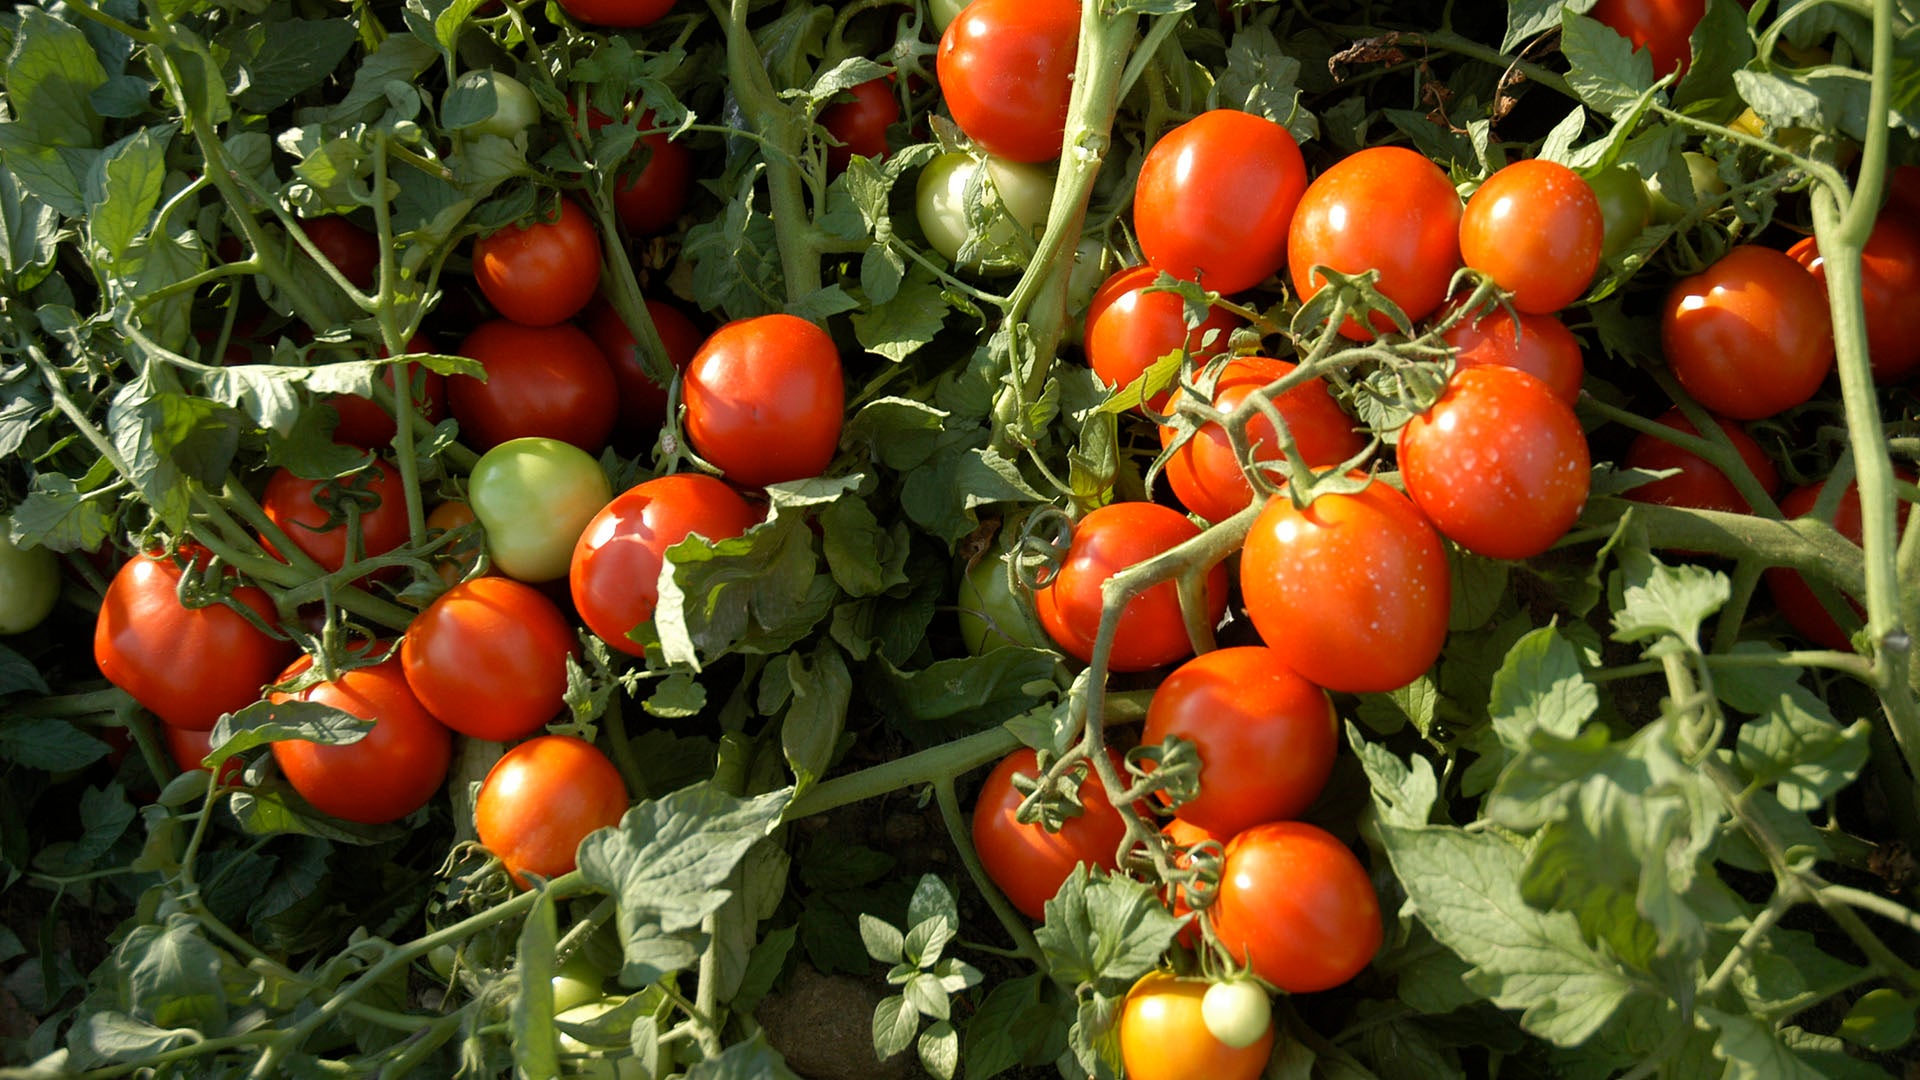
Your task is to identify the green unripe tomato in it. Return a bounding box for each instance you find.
[551,952,605,1014]
[556,999,647,1080]
[468,437,613,583]
[0,516,59,635]
[1647,152,1727,224]
[1585,166,1652,260]
[1200,980,1273,1050]
[426,944,458,980]
[956,544,1048,655]
[929,0,967,31]
[445,70,540,141]
[915,152,1054,275]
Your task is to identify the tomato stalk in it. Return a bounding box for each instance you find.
[1579,391,1782,519]
[368,132,430,548]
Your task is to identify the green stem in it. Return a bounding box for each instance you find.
[1821,883,1920,934]
[712,0,822,304]
[783,726,1021,820]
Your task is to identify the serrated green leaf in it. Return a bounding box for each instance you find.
[1698,1007,1827,1080]
[1488,627,1598,752]
[84,124,173,267]
[117,917,228,1034]
[1217,27,1317,143]
[1562,10,1660,119]
[227,18,357,112]
[1504,0,1600,51]
[852,270,946,362]
[1035,867,1181,987]
[1673,0,1753,109]
[962,973,1066,1080]
[206,699,371,762]
[683,1033,802,1080]
[820,495,910,597]
[1348,721,1438,828]
[0,716,111,771]
[1610,544,1727,650]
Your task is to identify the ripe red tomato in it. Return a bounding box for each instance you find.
[612,112,693,236]
[1761,477,1908,651]
[426,499,485,586]
[269,650,452,825]
[401,577,579,741]
[936,0,1078,163]
[1160,816,1225,947]
[1459,160,1603,315]
[95,551,295,731]
[1440,304,1585,406]
[1159,355,1364,524]
[1239,479,1449,693]
[1032,501,1229,672]
[821,77,899,174]
[1786,218,1920,384]
[583,299,705,441]
[1083,266,1239,412]
[1398,366,1591,560]
[1209,820,1383,993]
[1133,110,1309,296]
[1119,972,1273,1080]
[682,314,844,487]
[449,319,619,452]
[259,458,411,574]
[471,198,603,327]
[570,473,762,656]
[1622,408,1778,515]
[1588,0,1705,79]
[971,746,1128,919]
[162,722,246,787]
[1289,147,1462,339]
[301,216,379,291]
[325,335,448,449]
[476,734,628,887]
[1139,646,1337,836]
[554,0,672,27]
[1661,245,1834,420]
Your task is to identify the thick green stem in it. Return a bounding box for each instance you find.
[714,0,822,304]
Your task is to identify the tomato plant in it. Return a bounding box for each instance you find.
[161,721,245,787]
[1032,501,1228,672]
[468,437,612,583]
[259,458,410,574]
[1118,972,1273,1080]
[449,318,620,452]
[1138,646,1337,835]
[1661,245,1835,420]
[1439,304,1585,406]
[269,650,453,825]
[475,734,628,887]
[1083,265,1238,411]
[1622,409,1779,515]
[94,551,295,731]
[936,0,1078,163]
[1133,110,1308,296]
[1586,165,1653,259]
[471,197,603,327]
[570,473,761,656]
[400,577,579,741]
[1289,147,1462,338]
[1209,820,1383,993]
[955,536,1050,655]
[820,77,899,174]
[1786,217,1920,384]
[682,314,844,487]
[1458,159,1603,314]
[1240,479,1449,693]
[1398,366,1592,560]
[0,515,59,635]
[611,111,694,236]
[444,69,540,140]
[1159,354,1366,524]
[971,746,1127,919]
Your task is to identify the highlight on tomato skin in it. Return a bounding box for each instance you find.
[1208,820,1384,994]
[1133,109,1309,297]
[475,734,629,888]
[1660,245,1835,421]
[1288,146,1463,340]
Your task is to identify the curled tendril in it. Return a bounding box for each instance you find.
[1012,505,1075,592]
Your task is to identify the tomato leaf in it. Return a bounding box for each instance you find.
[1487,627,1598,752]
[852,270,947,362]
[207,699,373,761]
[84,124,172,270]
[114,917,229,1036]
[820,494,912,596]
[683,1032,803,1080]
[1035,866,1180,988]
[510,889,562,1080]
[1697,1007,1829,1079]
[1561,11,1660,120]
[1217,27,1317,143]
[1672,0,1753,110]
[1346,722,1437,829]
[0,716,109,772]
[867,648,1058,746]
[1718,645,1871,811]
[223,19,358,113]
[1608,541,1728,651]
[961,972,1067,1080]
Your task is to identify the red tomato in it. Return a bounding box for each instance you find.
[259,458,411,574]
[1119,973,1273,1080]
[1032,501,1229,672]
[1459,160,1603,315]
[162,722,246,787]
[570,474,762,656]
[1289,147,1462,339]
[1139,646,1337,836]
[682,314,844,487]
[936,0,1078,163]
[1239,478,1449,693]
[821,77,899,174]
[582,299,705,441]
[1622,409,1779,515]
[1161,817,1226,948]
[301,216,379,291]
[401,577,579,741]
[1210,821,1383,993]
[1761,477,1913,651]
[612,112,693,236]
[1160,355,1365,524]
[326,335,448,449]
[476,734,628,887]
[471,198,603,327]
[1661,245,1834,420]
[554,0,672,26]
[1398,366,1591,560]
[449,319,619,452]
[1786,218,1920,384]
[427,499,486,586]
[1440,304,1585,406]
[1588,0,1705,79]
[1133,110,1309,296]
[970,746,1128,919]
[95,551,295,731]
[1083,266,1239,412]
[269,651,452,825]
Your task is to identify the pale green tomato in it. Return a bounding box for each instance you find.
[1200,980,1272,1050]
[929,0,968,31]
[557,999,647,1080]
[445,70,540,141]
[0,516,59,635]
[915,152,1054,275]
[956,545,1048,655]
[551,952,604,1015]
[1647,152,1727,224]
[468,437,612,583]
[1585,166,1652,260]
